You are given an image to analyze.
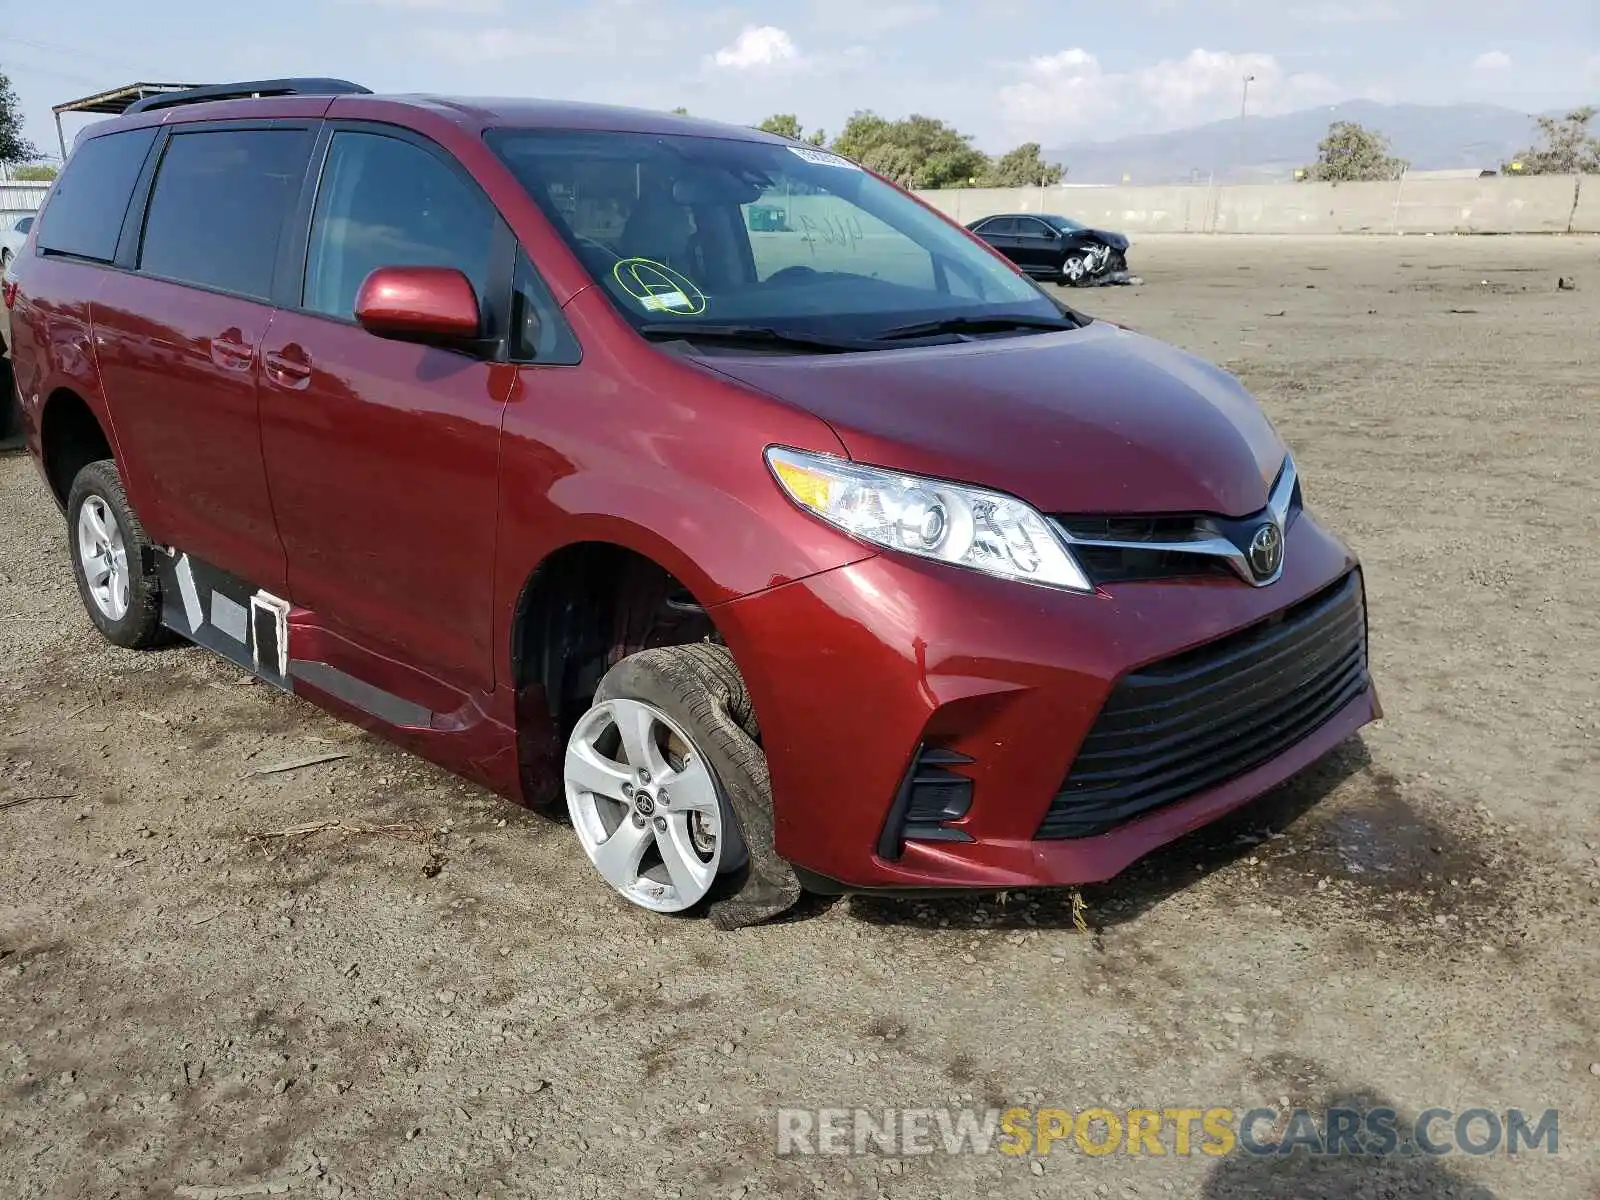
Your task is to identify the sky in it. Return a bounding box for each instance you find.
[4,0,1598,161]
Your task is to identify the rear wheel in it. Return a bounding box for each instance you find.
[66,459,166,649]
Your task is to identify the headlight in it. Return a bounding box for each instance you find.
[766,446,1093,593]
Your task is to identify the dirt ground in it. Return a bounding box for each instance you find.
[3,234,1598,1199]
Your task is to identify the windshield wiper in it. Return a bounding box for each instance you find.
[871,313,1084,342]
[637,322,869,353]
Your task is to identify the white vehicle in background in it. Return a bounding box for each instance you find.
[1,222,19,438]
[1,214,34,271]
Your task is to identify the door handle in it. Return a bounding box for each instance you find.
[263,347,312,390]
[210,332,254,371]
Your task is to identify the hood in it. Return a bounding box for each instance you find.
[700,322,1285,517]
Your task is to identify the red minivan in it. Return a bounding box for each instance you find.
[6,79,1377,928]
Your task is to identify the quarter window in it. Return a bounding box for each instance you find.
[510,250,581,364]
[303,131,495,322]
[36,127,157,262]
[140,129,311,298]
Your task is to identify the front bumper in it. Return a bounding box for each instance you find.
[714,510,1377,890]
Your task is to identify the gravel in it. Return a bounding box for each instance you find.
[3,234,1598,1199]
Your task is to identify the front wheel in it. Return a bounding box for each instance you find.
[563,643,801,926]
[1061,253,1090,285]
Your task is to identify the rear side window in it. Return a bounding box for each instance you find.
[15,216,32,235]
[140,129,311,299]
[36,127,157,262]
[303,131,495,321]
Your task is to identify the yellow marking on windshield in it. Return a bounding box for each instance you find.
[612,258,707,316]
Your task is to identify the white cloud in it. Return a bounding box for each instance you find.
[1472,50,1512,72]
[999,47,1341,139]
[713,26,801,70]
[1031,49,1099,74]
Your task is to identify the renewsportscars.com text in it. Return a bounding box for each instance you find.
[776,1106,1559,1159]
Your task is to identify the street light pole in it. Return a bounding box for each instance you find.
[1236,74,1256,182]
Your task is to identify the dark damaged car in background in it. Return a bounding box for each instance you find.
[5,79,1376,930]
[967,212,1133,286]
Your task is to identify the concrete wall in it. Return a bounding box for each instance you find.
[914,175,1599,236]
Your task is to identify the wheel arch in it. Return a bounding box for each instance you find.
[506,536,746,806]
[39,387,115,507]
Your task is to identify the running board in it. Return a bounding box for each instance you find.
[153,547,521,800]
[155,549,433,728]
[287,659,432,728]
[158,549,293,691]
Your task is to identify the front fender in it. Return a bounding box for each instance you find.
[490,304,874,688]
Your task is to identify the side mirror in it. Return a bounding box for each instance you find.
[355,266,481,343]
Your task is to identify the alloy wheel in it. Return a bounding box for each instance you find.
[77,495,130,621]
[1063,254,1088,283]
[565,697,739,913]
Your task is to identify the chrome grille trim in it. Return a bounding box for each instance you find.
[1051,456,1299,587]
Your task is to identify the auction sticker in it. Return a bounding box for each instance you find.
[612,258,707,316]
[787,146,860,170]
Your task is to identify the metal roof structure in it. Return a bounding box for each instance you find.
[50,83,203,158]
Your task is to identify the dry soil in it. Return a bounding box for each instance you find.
[2,234,1598,1199]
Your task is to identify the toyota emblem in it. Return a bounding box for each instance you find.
[1248,522,1284,580]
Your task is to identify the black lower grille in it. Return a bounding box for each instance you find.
[877,745,975,859]
[1037,572,1369,839]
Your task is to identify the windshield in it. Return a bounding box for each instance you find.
[1045,215,1086,232]
[487,129,1061,339]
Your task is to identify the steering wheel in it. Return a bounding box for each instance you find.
[765,265,819,285]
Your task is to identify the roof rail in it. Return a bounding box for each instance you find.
[125,78,372,114]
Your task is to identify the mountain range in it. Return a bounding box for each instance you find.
[1043,100,1581,185]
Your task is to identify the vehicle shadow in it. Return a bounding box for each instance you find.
[843,736,1372,932]
[1200,1080,1501,1200]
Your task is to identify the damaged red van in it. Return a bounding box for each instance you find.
[6,80,1377,928]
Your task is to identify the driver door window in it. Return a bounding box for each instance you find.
[303,131,495,321]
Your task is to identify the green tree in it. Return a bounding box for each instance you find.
[12,163,56,181]
[669,106,690,116]
[1,70,41,166]
[980,142,1064,187]
[1506,107,1600,175]
[756,113,826,146]
[1302,121,1406,182]
[831,111,990,189]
